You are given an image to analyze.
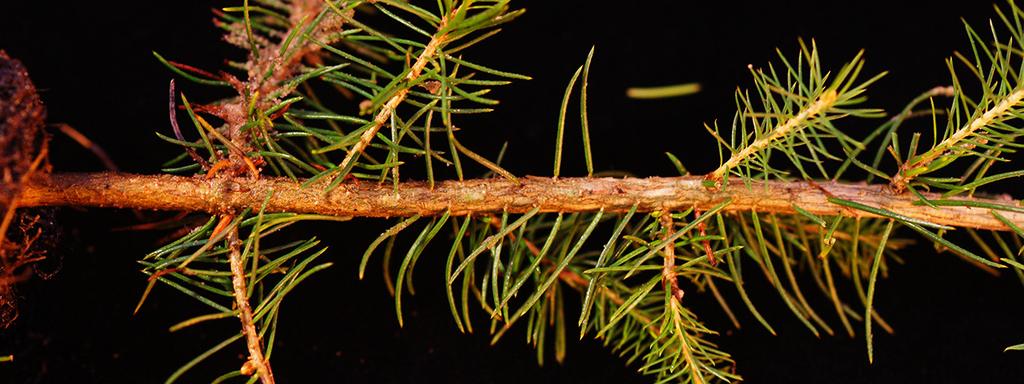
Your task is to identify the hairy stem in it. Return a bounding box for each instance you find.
[13,172,1024,231]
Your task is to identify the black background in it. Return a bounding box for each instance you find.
[2,1,1024,383]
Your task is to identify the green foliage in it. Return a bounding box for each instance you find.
[889,0,1024,193]
[137,1,1024,383]
[143,0,529,381]
[137,206,345,382]
[158,0,525,189]
[704,40,885,184]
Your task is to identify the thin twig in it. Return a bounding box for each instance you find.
[661,213,702,384]
[227,225,274,384]
[334,9,454,178]
[660,213,684,302]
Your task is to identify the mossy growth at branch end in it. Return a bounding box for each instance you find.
[3,1,1024,383]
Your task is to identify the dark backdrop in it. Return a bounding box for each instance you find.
[2,1,1023,383]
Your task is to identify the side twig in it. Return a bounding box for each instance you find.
[890,87,1024,192]
[334,9,455,177]
[660,213,684,302]
[227,225,274,384]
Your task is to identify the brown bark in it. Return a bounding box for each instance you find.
[225,226,275,383]
[660,213,684,302]
[9,172,1024,231]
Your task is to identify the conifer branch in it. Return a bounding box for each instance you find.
[7,1,1024,382]
[12,172,1024,231]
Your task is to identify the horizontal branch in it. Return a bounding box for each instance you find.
[8,172,1024,231]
